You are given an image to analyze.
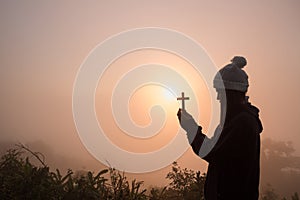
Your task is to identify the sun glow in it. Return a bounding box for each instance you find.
[95,49,211,153]
[128,84,179,129]
[163,88,178,102]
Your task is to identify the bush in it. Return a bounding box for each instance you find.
[4,144,296,200]
[0,145,147,200]
[165,162,205,200]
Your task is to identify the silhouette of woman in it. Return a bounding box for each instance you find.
[177,56,263,200]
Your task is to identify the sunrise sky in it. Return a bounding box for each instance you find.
[0,0,299,196]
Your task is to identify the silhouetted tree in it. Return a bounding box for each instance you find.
[261,138,300,197]
[291,192,299,200]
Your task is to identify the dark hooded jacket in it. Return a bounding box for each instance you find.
[190,104,263,200]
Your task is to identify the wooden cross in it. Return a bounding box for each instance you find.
[177,92,190,111]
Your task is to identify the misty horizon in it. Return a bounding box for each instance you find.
[1,1,300,199]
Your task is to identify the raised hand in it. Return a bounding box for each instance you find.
[177,108,199,134]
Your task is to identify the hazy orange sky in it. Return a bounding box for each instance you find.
[0,0,299,194]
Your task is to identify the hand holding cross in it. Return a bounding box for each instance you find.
[177,92,190,111]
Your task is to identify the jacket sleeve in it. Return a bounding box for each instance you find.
[189,126,205,155]
[188,113,259,163]
[202,113,258,163]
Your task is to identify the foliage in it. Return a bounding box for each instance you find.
[165,161,205,200]
[0,144,298,200]
[0,145,147,200]
[148,186,167,200]
[260,184,299,200]
[291,193,299,200]
[261,184,280,200]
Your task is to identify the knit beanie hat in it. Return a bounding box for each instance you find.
[213,56,249,92]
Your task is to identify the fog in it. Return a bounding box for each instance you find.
[1,0,300,198]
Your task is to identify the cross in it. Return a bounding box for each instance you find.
[177,92,190,111]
